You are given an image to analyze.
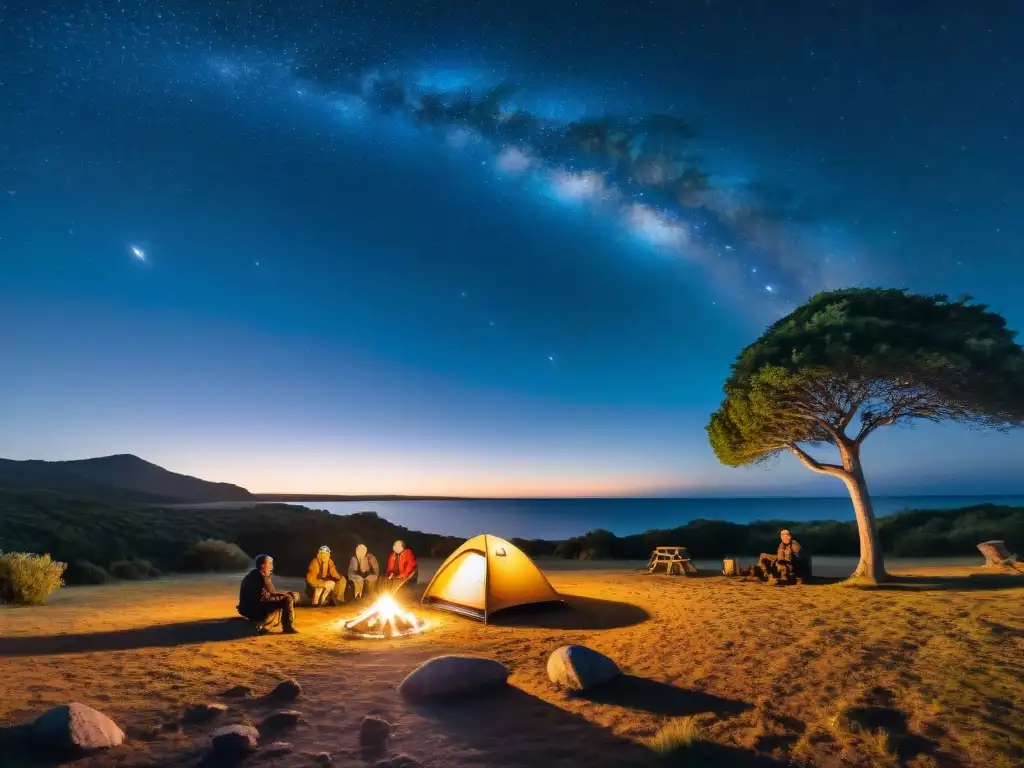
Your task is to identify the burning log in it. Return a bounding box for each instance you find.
[343,594,427,638]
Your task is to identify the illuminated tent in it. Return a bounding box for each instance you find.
[420,534,561,622]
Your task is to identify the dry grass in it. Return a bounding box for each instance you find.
[0,563,1022,767]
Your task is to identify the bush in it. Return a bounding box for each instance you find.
[109,559,162,580]
[0,551,66,605]
[64,560,110,585]
[179,539,251,572]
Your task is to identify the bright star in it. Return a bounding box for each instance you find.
[130,245,146,261]
[765,284,776,293]
[547,355,554,362]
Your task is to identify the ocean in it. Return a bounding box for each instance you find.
[287,495,1024,540]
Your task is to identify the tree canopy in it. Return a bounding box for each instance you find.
[708,288,1024,472]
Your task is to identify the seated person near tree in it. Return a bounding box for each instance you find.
[305,545,346,605]
[237,554,300,634]
[775,529,809,583]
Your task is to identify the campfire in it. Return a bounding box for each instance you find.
[343,594,427,638]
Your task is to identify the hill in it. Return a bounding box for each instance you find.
[0,454,252,503]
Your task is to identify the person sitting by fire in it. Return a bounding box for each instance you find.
[237,554,300,634]
[386,540,418,594]
[774,529,809,583]
[305,545,346,605]
[347,543,380,600]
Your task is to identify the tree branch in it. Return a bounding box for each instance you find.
[787,444,848,478]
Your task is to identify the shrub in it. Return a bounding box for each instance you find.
[0,551,66,605]
[109,559,162,580]
[64,560,110,585]
[646,716,706,756]
[179,539,251,572]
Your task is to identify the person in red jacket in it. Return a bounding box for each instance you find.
[385,540,418,595]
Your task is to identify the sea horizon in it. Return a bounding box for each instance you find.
[282,493,1024,540]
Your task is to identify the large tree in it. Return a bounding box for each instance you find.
[707,288,1024,582]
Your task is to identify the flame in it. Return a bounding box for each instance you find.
[343,594,426,638]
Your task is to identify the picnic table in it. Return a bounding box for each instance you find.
[647,546,698,576]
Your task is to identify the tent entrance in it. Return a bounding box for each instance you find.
[420,549,488,618]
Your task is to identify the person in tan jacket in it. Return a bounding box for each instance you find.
[305,545,346,605]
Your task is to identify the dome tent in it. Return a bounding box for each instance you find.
[421,534,561,623]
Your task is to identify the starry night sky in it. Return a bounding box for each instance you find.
[3,0,1023,496]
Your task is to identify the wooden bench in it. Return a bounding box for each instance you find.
[647,546,698,576]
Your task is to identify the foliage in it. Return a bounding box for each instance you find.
[0,489,464,578]
[1,489,1020,573]
[108,559,162,580]
[0,551,66,605]
[554,505,1022,561]
[708,289,1024,470]
[64,560,110,585]
[179,539,251,572]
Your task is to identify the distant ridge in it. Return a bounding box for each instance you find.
[0,454,252,503]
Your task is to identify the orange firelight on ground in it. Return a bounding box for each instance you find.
[343,594,427,638]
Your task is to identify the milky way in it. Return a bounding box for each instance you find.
[204,54,856,312]
[4,3,866,316]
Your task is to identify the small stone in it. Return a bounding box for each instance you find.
[220,685,254,699]
[398,656,509,701]
[312,751,332,764]
[211,724,259,762]
[372,756,420,768]
[268,679,301,702]
[373,756,421,768]
[183,702,229,724]
[262,741,292,757]
[358,715,392,750]
[546,645,621,692]
[257,709,302,737]
[32,703,125,754]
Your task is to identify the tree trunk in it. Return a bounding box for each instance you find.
[840,445,887,583]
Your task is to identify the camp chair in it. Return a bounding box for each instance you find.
[977,541,1022,570]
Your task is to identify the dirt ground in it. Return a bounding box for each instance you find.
[1,561,1022,767]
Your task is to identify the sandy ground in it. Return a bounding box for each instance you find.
[1,560,1022,768]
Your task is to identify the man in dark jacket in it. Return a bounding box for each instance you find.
[238,554,300,633]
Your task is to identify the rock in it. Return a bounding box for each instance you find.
[398,655,509,701]
[547,645,621,692]
[358,715,392,750]
[257,710,302,736]
[268,679,301,702]
[32,703,125,754]
[210,724,259,762]
[373,756,421,768]
[312,751,332,764]
[220,685,253,699]
[261,741,293,757]
[183,702,229,724]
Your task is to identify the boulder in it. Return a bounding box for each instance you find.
[398,655,509,701]
[211,724,259,762]
[268,679,301,702]
[312,752,332,764]
[183,702,228,724]
[258,709,302,736]
[358,715,392,750]
[547,645,620,692]
[32,703,125,754]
